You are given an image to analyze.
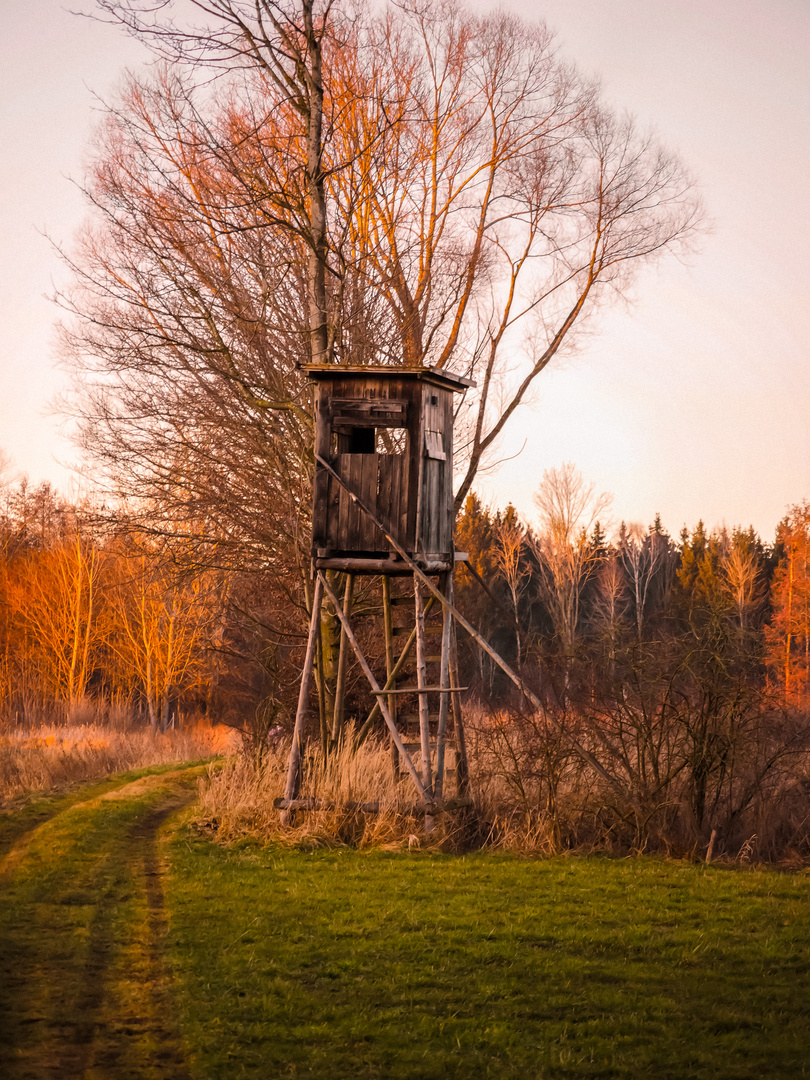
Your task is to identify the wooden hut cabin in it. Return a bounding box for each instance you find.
[304,365,471,573]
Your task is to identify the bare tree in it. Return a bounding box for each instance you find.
[493,507,531,665]
[67,0,702,522]
[589,548,627,661]
[531,463,611,659]
[619,522,666,641]
[719,527,765,636]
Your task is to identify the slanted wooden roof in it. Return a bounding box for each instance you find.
[300,364,473,393]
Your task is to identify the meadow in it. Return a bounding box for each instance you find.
[166,839,810,1079]
[2,753,809,1079]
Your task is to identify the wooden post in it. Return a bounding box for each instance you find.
[281,574,325,824]
[415,577,435,832]
[449,629,470,797]
[330,572,355,744]
[433,571,452,803]
[382,575,400,781]
[316,620,328,758]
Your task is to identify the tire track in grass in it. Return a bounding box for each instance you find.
[0,766,204,873]
[0,770,202,1079]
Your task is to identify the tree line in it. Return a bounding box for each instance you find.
[456,470,810,707]
[4,468,809,719]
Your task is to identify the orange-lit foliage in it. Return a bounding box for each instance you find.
[0,482,231,727]
[106,541,225,731]
[6,533,105,707]
[766,503,810,703]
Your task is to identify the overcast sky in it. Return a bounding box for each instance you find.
[1,0,808,540]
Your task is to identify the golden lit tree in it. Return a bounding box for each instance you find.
[64,0,701,555]
[7,530,105,708]
[766,504,810,703]
[107,543,224,730]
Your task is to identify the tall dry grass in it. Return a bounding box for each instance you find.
[0,716,237,804]
[196,734,473,849]
[194,710,572,853]
[192,701,810,862]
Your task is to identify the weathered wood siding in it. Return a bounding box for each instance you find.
[310,368,462,563]
[419,385,454,557]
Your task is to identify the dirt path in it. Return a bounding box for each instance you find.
[0,770,202,1079]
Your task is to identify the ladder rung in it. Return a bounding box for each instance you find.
[399,712,441,725]
[372,686,466,695]
[391,624,441,636]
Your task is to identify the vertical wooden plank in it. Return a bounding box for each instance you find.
[407,382,423,556]
[381,453,406,551]
[426,461,439,553]
[359,454,379,549]
[312,386,329,551]
[440,388,453,554]
[399,453,410,552]
[336,454,353,551]
[377,454,394,549]
[325,465,341,550]
[346,454,365,550]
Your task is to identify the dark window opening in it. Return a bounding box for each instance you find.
[347,426,375,454]
[333,426,407,455]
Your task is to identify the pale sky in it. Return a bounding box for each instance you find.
[1,0,808,541]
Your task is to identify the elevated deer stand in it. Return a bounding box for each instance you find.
[278,365,472,832]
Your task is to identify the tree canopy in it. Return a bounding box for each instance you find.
[61,0,702,569]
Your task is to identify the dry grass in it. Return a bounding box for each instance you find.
[196,734,471,850]
[190,701,810,861]
[0,719,236,804]
[194,710,569,852]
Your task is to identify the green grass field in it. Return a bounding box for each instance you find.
[1,764,809,1079]
[167,838,810,1079]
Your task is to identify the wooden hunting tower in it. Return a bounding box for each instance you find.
[280,364,475,832]
[306,365,471,572]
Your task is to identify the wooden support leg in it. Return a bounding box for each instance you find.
[415,577,435,833]
[434,571,452,803]
[330,573,355,745]
[316,621,328,758]
[449,615,470,798]
[382,575,400,782]
[281,574,325,825]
